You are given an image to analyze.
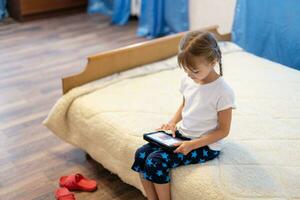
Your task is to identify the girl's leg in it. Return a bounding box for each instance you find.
[143,151,174,200]
[143,145,220,200]
[131,143,161,199]
[153,183,171,200]
[139,174,159,200]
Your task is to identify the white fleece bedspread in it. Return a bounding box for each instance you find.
[43,42,300,200]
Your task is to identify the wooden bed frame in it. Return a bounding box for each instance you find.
[62,25,231,94]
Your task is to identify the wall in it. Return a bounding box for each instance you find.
[189,0,236,33]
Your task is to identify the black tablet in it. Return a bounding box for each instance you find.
[143,131,190,152]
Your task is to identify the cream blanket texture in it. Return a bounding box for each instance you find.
[43,42,300,199]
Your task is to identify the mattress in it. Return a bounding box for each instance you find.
[43,42,300,199]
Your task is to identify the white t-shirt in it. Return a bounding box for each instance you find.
[177,74,236,151]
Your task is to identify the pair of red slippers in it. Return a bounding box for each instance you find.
[55,173,97,200]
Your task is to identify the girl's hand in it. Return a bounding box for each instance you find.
[173,141,194,155]
[156,121,177,137]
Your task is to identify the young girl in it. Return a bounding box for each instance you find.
[131,31,236,200]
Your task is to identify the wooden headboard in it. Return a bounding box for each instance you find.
[62,25,231,94]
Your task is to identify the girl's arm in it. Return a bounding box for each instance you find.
[157,97,185,136]
[169,97,185,124]
[190,107,233,149]
[173,106,233,155]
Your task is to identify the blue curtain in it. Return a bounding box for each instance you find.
[87,0,131,25]
[88,0,113,16]
[88,0,189,38]
[111,0,131,25]
[232,0,300,70]
[137,0,189,38]
[0,0,7,21]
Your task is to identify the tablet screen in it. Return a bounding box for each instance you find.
[147,132,182,146]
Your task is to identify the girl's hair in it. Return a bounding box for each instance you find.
[177,31,223,76]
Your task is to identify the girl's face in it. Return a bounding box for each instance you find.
[183,57,216,84]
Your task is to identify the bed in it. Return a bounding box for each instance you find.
[43,26,300,199]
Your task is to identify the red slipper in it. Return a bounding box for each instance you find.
[55,187,75,200]
[59,173,97,192]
